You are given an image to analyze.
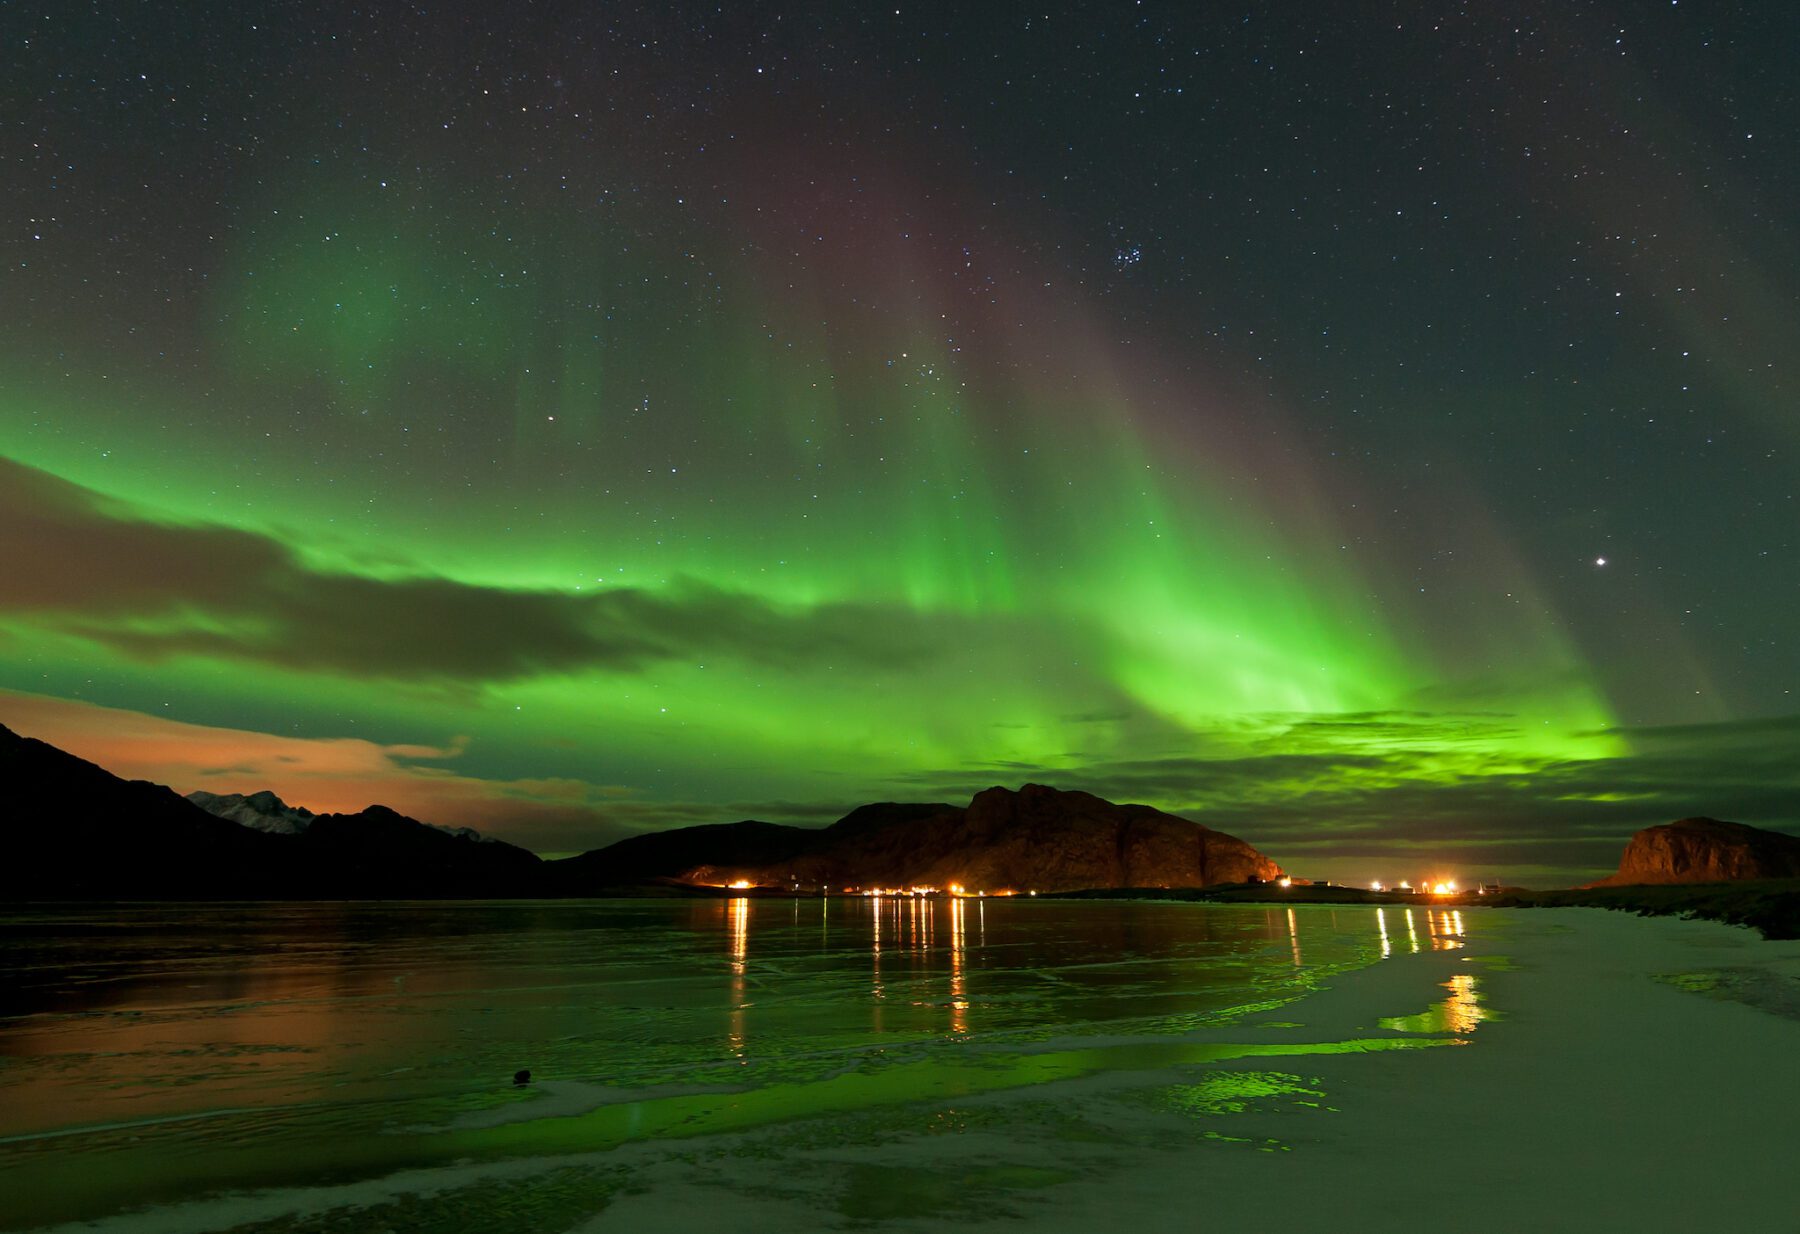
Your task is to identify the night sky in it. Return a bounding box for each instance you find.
[4,2,1796,883]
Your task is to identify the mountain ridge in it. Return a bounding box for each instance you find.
[25,720,1795,901]
[188,789,316,835]
[1,723,539,897]
[2,722,1287,898]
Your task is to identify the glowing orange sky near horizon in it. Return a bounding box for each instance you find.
[0,689,612,845]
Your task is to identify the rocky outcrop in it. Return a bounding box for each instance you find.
[555,783,1283,893]
[1589,817,1800,887]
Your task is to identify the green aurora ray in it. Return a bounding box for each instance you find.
[0,170,1621,865]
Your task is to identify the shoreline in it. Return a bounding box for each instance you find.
[1050,879,1800,940]
[13,879,1797,940]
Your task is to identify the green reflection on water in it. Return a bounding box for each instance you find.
[0,901,1487,1229]
[1163,1069,1325,1117]
[1657,970,1722,994]
[7,1034,1463,1230]
[456,1035,1459,1159]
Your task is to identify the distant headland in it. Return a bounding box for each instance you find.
[3,721,1795,937]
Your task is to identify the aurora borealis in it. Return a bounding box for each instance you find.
[3,2,1796,883]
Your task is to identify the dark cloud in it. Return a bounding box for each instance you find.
[0,458,947,682]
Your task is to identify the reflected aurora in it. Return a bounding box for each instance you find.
[0,899,1471,1229]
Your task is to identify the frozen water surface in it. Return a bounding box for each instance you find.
[0,898,1485,1231]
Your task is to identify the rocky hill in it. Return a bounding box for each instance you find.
[552,783,1283,893]
[550,819,817,890]
[1589,817,1800,887]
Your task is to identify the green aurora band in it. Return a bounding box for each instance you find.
[0,163,1627,875]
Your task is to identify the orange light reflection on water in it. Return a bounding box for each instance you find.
[726,896,749,1058]
[949,896,969,1035]
[1425,908,1466,951]
[870,894,885,1031]
[0,956,386,1134]
[1441,973,1486,1033]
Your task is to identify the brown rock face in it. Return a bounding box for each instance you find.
[715,783,1283,892]
[1590,817,1800,887]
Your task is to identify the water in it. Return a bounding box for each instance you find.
[0,898,1482,1231]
